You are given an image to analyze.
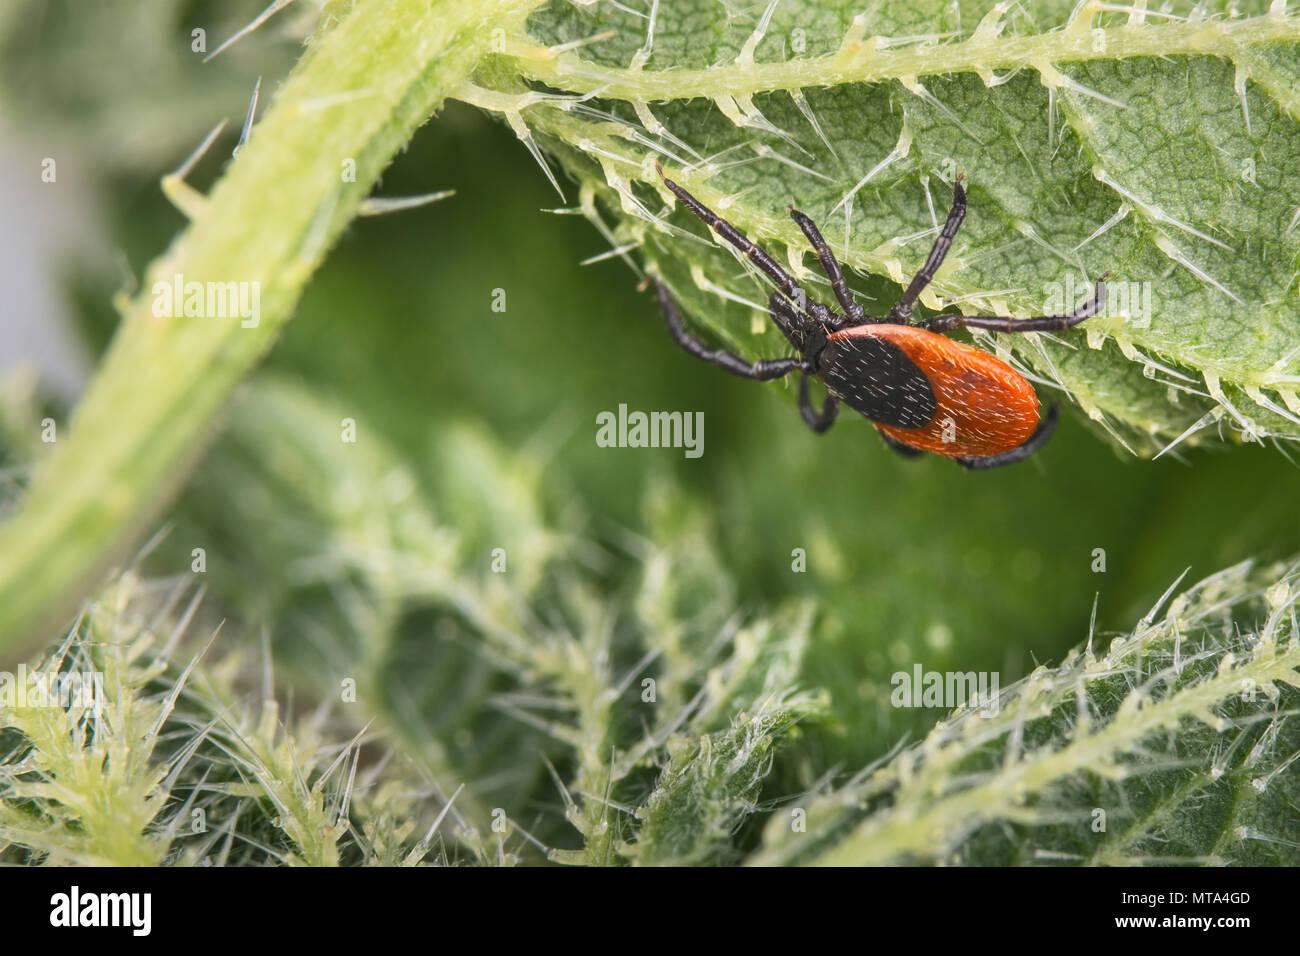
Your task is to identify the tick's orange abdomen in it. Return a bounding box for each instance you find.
[831,324,1039,458]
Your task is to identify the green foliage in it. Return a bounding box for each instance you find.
[4,388,1296,864]
[1,0,1299,867]
[2,379,830,865]
[756,560,1300,865]
[490,0,1300,453]
[0,0,549,659]
[0,572,411,866]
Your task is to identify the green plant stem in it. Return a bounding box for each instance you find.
[0,0,545,663]
[508,6,1300,108]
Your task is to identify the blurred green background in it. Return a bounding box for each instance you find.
[5,0,1299,782]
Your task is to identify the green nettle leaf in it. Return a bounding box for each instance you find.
[0,572,446,867]
[625,691,823,866]
[473,0,1300,455]
[752,560,1300,866]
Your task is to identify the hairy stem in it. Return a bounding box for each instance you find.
[0,0,545,663]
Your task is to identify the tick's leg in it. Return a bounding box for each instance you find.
[798,373,839,433]
[954,404,1059,470]
[656,163,807,307]
[887,176,967,323]
[653,279,804,380]
[921,275,1109,334]
[877,429,925,459]
[768,291,804,343]
[788,208,865,327]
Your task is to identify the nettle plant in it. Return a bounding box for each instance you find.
[4,380,1300,864]
[2,0,1300,865]
[4,0,1300,650]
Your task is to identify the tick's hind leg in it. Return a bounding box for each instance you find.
[799,373,838,433]
[877,429,925,459]
[652,279,804,381]
[953,404,1060,470]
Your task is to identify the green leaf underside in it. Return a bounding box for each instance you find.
[477,0,1300,454]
